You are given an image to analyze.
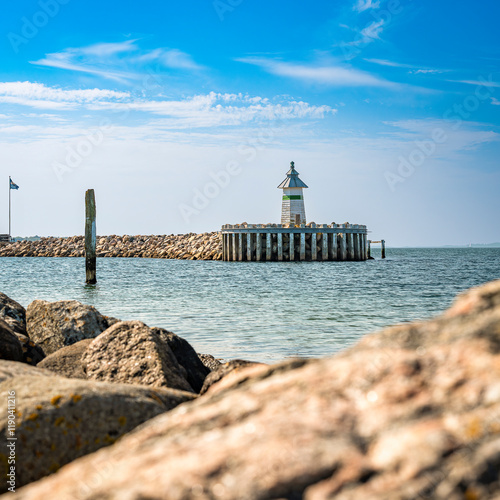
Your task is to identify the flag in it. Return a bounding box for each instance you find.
[9,179,19,190]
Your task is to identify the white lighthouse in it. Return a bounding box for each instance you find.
[278,161,308,225]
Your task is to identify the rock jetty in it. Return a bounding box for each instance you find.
[0,232,223,260]
[2,280,500,499]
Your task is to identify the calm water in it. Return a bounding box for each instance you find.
[1,248,499,363]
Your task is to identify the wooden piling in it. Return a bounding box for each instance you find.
[85,189,97,284]
[381,239,386,259]
[322,228,328,262]
[247,233,252,261]
[300,232,306,261]
[256,231,262,261]
[278,232,283,261]
[367,239,371,259]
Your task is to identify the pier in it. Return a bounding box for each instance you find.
[221,223,369,262]
[222,161,372,262]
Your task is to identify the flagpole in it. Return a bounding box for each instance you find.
[8,176,11,240]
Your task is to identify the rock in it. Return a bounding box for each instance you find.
[38,339,93,379]
[14,333,45,366]
[200,359,264,394]
[0,319,24,362]
[8,279,500,500]
[198,353,222,372]
[151,327,209,392]
[82,321,194,393]
[0,292,27,335]
[26,300,109,356]
[0,361,196,492]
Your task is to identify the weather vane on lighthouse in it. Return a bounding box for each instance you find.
[277,161,308,225]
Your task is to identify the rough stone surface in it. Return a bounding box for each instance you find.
[82,321,195,393]
[37,339,93,379]
[200,359,264,394]
[0,292,26,335]
[14,333,45,366]
[152,327,209,392]
[8,279,500,500]
[198,353,222,372]
[26,300,109,356]
[0,233,223,260]
[0,319,24,362]
[0,361,196,492]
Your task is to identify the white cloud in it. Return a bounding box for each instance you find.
[359,20,384,42]
[237,57,396,88]
[31,40,205,83]
[138,48,204,71]
[364,58,414,68]
[450,79,500,88]
[90,92,335,128]
[354,0,380,12]
[492,97,500,106]
[0,82,129,110]
[80,40,139,57]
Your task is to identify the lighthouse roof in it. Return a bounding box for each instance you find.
[277,161,308,189]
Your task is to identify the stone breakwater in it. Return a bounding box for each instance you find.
[2,280,500,499]
[0,232,223,260]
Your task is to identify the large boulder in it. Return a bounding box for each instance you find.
[37,339,93,379]
[0,292,26,335]
[0,320,23,362]
[200,359,263,394]
[198,353,222,372]
[82,321,195,393]
[151,327,209,392]
[14,333,45,366]
[8,279,500,500]
[26,300,109,356]
[0,361,196,492]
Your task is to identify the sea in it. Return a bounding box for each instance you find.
[1,248,499,363]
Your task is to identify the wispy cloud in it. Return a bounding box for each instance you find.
[492,97,500,106]
[137,48,204,70]
[449,78,500,88]
[353,0,380,12]
[237,57,396,88]
[30,40,205,83]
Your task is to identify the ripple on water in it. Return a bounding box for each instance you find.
[1,248,499,362]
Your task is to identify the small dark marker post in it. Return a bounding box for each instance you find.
[381,239,386,259]
[85,189,97,284]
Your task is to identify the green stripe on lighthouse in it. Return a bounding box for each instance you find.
[282,195,302,200]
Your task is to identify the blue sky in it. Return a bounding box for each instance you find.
[0,0,499,245]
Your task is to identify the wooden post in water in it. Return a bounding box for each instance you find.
[85,189,97,284]
[381,239,386,259]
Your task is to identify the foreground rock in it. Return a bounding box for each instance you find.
[200,359,264,394]
[82,321,195,393]
[0,320,23,362]
[38,339,93,379]
[0,292,27,335]
[150,327,209,392]
[0,361,196,491]
[8,279,500,500]
[26,300,109,356]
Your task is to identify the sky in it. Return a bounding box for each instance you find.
[0,0,499,246]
